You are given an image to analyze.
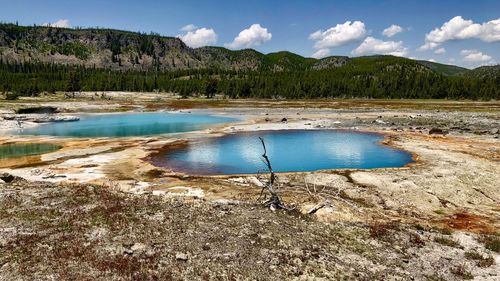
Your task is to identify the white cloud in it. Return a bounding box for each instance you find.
[42,19,70,28]
[382,24,404,37]
[225,24,272,49]
[309,21,366,52]
[409,56,437,63]
[177,27,217,48]
[352,37,408,57]
[312,49,331,59]
[434,48,446,54]
[460,49,492,62]
[480,19,500,42]
[419,16,500,50]
[180,24,197,32]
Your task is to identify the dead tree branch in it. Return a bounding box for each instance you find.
[258,137,287,210]
[303,178,362,214]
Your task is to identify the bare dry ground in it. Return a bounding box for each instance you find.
[1,93,499,280]
[0,179,498,280]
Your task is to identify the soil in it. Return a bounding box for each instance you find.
[0,179,498,280]
[0,93,499,280]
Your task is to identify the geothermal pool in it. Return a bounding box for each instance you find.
[16,112,237,137]
[151,130,414,175]
[0,143,61,159]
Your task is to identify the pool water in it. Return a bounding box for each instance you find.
[0,143,61,159]
[16,113,237,137]
[152,130,414,175]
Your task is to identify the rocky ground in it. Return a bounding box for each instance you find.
[0,178,498,280]
[0,94,499,280]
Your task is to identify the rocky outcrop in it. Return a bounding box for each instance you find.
[312,56,350,70]
[0,23,352,72]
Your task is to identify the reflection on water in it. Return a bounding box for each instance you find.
[16,113,237,137]
[0,143,61,159]
[152,130,414,175]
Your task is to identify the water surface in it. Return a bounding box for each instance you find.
[152,130,414,175]
[16,112,237,137]
[0,143,61,159]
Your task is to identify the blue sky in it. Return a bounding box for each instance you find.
[1,0,499,68]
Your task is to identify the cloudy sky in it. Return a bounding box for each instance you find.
[1,0,499,68]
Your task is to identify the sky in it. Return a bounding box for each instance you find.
[1,0,499,68]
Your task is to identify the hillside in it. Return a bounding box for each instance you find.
[0,23,326,72]
[1,24,499,100]
[466,65,500,78]
[417,61,470,76]
[0,23,487,75]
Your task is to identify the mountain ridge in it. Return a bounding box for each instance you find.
[1,23,496,76]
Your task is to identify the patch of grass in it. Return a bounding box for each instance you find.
[436,227,453,235]
[424,273,446,281]
[450,264,473,280]
[464,250,495,267]
[339,192,374,208]
[5,92,20,100]
[415,224,426,231]
[409,233,425,247]
[478,234,500,253]
[434,236,461,248]
[433,209,446,215]
[369,221,397,240]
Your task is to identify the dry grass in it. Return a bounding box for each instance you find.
[1,180,497,280]
[434,236,461,248]
[464,250,495,267]
[450,263,474,280]
[478,234,500,253]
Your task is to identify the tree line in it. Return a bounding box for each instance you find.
[0,60,498,100]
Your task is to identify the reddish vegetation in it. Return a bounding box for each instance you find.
[437,212,496,233]
[141,98,500,111]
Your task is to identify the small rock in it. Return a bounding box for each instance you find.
[490,128,499,134]
[0,173,17,183]
[131,243,146,253]
[247,176,264,187]
[176,252,188,261]
[281,118,288,123]
[429,128,445,135]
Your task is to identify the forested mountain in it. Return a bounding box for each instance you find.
[0,23,338,71]
[0,23,486,74]
[0,23,499,100]
[467,65,500,78]
[417,61,470,76]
